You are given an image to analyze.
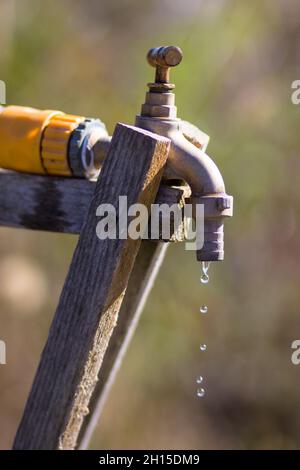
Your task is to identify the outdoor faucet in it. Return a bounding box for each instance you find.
[135,46,233,261]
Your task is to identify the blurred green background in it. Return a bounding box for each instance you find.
[1,0,300,450]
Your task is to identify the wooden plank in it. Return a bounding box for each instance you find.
[0,170,95,234]
[0,170,189,241]
[78,241,168,449]
[13,123,170,450]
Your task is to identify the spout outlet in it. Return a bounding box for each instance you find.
[198,219,224,262]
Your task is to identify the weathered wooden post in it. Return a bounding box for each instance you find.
[0,167,189,450]
[12,123,170,449]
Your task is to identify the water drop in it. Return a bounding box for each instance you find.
[196,376,203,384]
[200,274,209,284]
[199,305,208,314]
[200,344,207,352]
[197,388,205,398]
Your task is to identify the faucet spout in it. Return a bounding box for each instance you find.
[168,131,233,261]
[135,115,233,261]
[168,131,225,196]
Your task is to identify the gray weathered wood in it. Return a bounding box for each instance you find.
[0,170,189,241]
[0,169,95,233]
[78,241,168,449]
[13,123,170,450]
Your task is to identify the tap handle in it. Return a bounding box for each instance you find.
[147,46,183,69]
[147,46,183,88]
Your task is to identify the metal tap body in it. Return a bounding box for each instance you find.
[135,46,233,261]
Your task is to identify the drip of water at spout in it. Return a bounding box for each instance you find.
[196,376,203,384]
[200,261,211,284]
[199,344,207,352]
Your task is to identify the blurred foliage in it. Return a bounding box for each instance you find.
[0,0,300,450]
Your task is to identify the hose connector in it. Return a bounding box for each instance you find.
[188,194,233,261]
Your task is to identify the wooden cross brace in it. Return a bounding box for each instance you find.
[0,123,189,449]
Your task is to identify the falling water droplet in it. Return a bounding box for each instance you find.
[197,263,211,397]
[197,388,205,398]
[199,305,208,314]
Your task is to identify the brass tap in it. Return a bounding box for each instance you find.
[136,46,233,261]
